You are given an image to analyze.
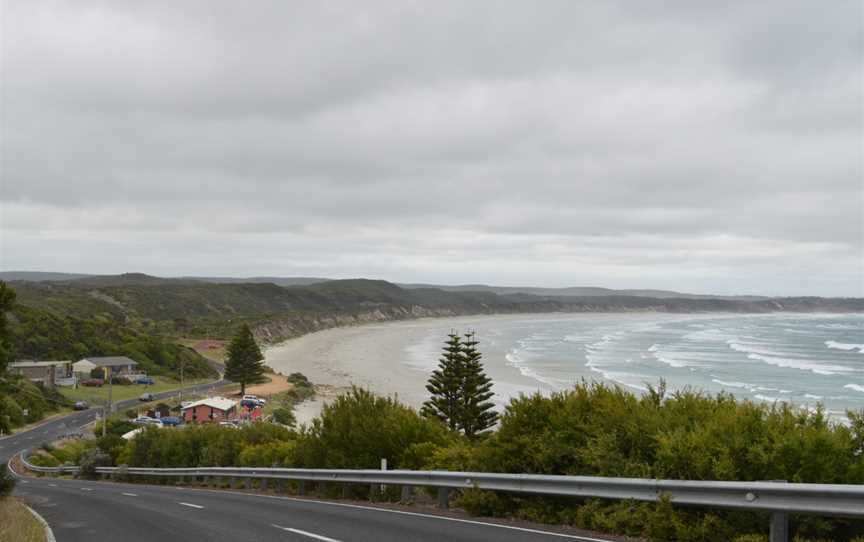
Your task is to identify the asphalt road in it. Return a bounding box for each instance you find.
[11,475,616,542]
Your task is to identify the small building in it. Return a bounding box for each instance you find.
[8,360,73,388]
[73,356,138,378]
[180,397,237,424]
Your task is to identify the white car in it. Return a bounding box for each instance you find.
[242,395,266,405]
[132,416,163,426]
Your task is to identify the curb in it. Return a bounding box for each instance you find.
[25,504,57,542]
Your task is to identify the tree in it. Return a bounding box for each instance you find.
[0,281,16,374]
[224,323,265,395]
[458,332,498,438]
[421,333,465,431]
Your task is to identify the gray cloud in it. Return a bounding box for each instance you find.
[1,0,862,296]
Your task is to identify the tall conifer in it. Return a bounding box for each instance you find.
[421,332,464,431]
[458,331,498,438]
[224,323,265,395]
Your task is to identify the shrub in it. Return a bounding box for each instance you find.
[0,464,15,496]
[79,448,111,479]
[272,407,296,427]
[292,387,451,470]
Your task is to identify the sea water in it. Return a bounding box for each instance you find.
[402,313,864,418]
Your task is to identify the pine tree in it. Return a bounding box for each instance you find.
[224,323,265,396]
[421,332,464,431]
[458,331,498,438]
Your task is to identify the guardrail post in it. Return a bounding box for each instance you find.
[244,477,252,490]
[770,512,789,542]
[215,476,223,488]
[342,483,350,499]
[277,479,286,494]
[400,485,413,503]
[298,480,306,496]
[260,478,268,491]
[437,487,450,509]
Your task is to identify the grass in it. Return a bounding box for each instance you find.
[59,376,211,404]
[0,498,45,542]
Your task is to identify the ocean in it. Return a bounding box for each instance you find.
[400,313,864,418]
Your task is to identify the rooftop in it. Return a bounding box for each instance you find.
[76,356,138,367]
[10,360,71,368]
[180,397,236,412]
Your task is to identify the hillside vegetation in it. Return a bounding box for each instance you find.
[8,274,863,345]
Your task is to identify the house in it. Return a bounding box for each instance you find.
[8,360,73,388]
[180,397,237,424]
[72,356,138,379]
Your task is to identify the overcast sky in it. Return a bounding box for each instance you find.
[1,1,862,296]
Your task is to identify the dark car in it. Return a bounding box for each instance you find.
[136,376,155,385]
[81,378,104,387]
[139,392,155,402]
[159,416,181,426]
[240,399,260,409]
[73,401,89,410]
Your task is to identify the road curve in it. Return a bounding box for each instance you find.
[12,475,617,542]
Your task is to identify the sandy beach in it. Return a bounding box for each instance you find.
[263,314,562,424]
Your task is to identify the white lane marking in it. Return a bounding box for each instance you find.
[272,525,341,542]
[178,502,204,509]
[49,484,57,487]
[80,487,93,491]
[25,505,57,542]
[122,492,138,497]
[19,480,28,484]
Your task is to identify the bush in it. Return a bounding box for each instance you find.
[272,407,296,427]
[292,387,451,470]
[0,464,15,496]
[79,448,111,479]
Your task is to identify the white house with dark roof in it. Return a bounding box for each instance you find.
[72,356,139,377]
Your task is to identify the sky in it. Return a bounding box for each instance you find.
[1,1,862,297]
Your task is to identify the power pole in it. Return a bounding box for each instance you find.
[103,366,112,437]
[178,358,184,406]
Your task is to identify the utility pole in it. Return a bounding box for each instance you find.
[178,358,184,406]
[103,366,112,437]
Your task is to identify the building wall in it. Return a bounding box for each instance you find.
[182,405,235,424]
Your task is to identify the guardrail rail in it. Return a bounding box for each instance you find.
[20,451,864,542]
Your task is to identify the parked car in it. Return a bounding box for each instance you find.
[81,378,104,387]
[73,401,89,410]
[242,394,266,405]
[139,392,155,402]
[132,416,162,426]
[240,399,261,409]
[135,376,155,385]
[218,420,240,428]
[159,416,182,426]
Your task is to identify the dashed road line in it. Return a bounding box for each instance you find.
[122,492,138,497]
[272,525,341,542]
[178,502,203,509]
[80,487,93,491]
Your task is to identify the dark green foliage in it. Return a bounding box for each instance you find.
[458,332,497,438]
[0,281,16,374]
[224,324,266,395]
[422,332,497,437]
[79,448,111,479]
[0,464,15,496]
[293,387,451,470]
[284,372,314,403]
[8,304,214,378]
[421,333,464,431]
[272,407,296,427]
[431,381,864,540]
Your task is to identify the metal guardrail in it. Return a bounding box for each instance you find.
[20,452,864,542]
